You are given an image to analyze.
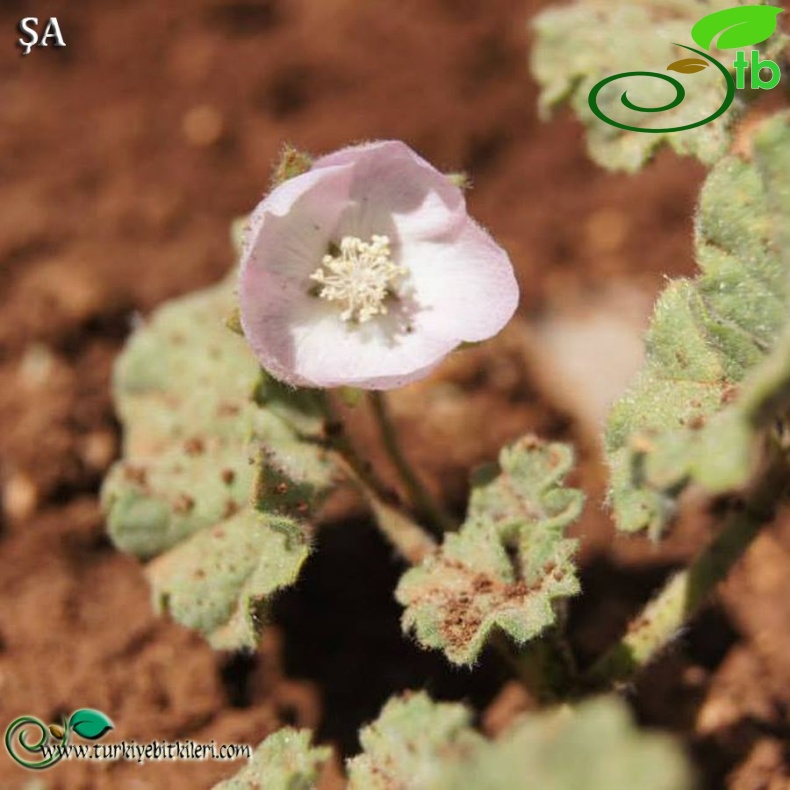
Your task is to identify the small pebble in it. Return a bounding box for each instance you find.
[80,431,117,472]
[696,695,739,734]
[182,105,224,147]
[2,473,38,521]
[18,344,56,389]
[584,207,629,254]
[682,664,708,688]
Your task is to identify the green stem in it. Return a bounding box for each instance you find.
[495,626,577,704]
[368,391,457,537]
[585,456,789,689]
[321,394,392,501]
[365,496,437,565]
[326,391,576,696]
[321,394,437,563]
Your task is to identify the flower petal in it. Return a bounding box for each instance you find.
[239,163,356,381]
[312,140,466,242]
[404,218,519,343]
[286,301,458,389]
[239,141,519,390]
[241,162,355,283]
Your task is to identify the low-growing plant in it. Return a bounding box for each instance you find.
[102,1,790,786]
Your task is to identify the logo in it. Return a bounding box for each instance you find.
[589,5,782,133]
[5,708,113,770]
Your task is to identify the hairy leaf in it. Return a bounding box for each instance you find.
[103,281,263,557]
[530,0,780,172]
[396,437,581,666]
[347,693,484,790]
[102,278,335,648]
[607,112,790,533]
[344,693,692,790]
[212,729,330,790]
[146,509,310,650]
[435,696,694,790]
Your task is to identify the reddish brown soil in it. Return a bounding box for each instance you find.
[0,1,788,788]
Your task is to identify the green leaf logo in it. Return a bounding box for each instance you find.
[691,6,781,50]
[67,709,114,740]
[667,57,710,73]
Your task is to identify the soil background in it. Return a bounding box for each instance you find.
[0,1,788,788]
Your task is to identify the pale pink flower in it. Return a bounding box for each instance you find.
[238,141,518,390]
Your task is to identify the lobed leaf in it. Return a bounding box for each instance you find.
[530,0,780,172]
[347,693,484,790]
[102,278,336,649]
[607,112,790,533]
[146,509,310,650]
[212,728,330,790]
[396,437,581,666]
[343,692,693,790]
[433,696,694,790]
[225,694,693,790]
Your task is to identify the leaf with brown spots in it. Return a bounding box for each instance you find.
[468,437,583,542]
[102,276,339,649]
[342,693,693,790]
[347,693,484,790]
[102,279,265,558]
[148,509,310,650]
[396,437,581,666]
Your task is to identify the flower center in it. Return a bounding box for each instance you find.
[309,235,407,323]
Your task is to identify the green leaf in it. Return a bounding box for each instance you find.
[102,277,337,648]
[227,695,692,790]
[212,729,330,790]
[347,693,485,790]
[147,509,310,650]
[667,58,709,73]
[102,279,263,558]
[396,437,581,666]
[530,0,778,172]
[252,372,325,438]
[343,693,692,790]
[467,438,584,544]
[434,696,694,790]
[67,710,114,741]
[251,414,335,523]
[607,112,790,534]
[691,5,781,50]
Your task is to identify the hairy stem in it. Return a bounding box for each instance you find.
[325,392,570,695]
[368,391,457,537]
[365,496,437,565]
[321,394,437,562]
[586,455,789,689]
[321,395,392,500]
[496,625,578,704]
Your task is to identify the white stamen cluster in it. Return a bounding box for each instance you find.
[310,235,407,323]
